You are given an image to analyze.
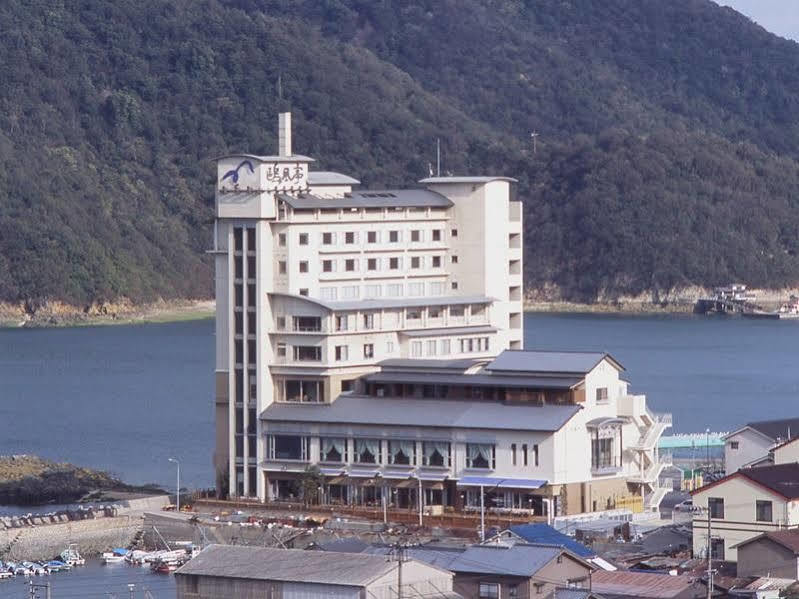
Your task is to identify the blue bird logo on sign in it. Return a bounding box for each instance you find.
[221,160,255,184]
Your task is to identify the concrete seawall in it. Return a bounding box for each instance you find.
[0,495,169,561]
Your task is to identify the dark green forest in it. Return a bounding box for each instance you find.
[3,0,799,303]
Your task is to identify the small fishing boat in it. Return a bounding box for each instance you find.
[13,563,32,576]
[22,562,47,576]
[46,560,71,573]
[101,548,129,564]
[60,544,85,566]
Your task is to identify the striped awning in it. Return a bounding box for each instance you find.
[458,476,546,489]
[382,469,413,480]
[319,467,346,476]
[347,469,380,478]
[414,471,448,482]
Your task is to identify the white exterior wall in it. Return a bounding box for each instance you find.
[725,428,775,474]
[692,477,799,562]
[775,439,799,465]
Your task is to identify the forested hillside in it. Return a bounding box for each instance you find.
[3,0,799,303]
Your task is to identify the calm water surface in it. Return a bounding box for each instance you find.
[1,313,797,495]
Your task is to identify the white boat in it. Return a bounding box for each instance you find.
[60,544,86,567]
[101,548,129,564]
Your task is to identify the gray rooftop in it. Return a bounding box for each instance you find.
[362,546,466,570]
[363,371,582,390]
[448,544,565,577]
[176,545,400,586]
[420,176,518,184]
[308,171,361,185]
[279,189,452,210]
[487,351,623,374]
[378,358,484,371]
[262,395,580,431]
[270,292,495,312]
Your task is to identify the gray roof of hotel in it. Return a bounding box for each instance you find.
[420,176,518,184]
[308,171,361,185]
[487,351,623,374]
[378,358,485,371]
[448,544,564,576]
[262,395,580,431]
[270,292,495,312]
[363,371,582,390]
[279,189,452,209]
[176,544,401,586]
[401,325,498,338]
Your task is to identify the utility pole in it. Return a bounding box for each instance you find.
[29,581,51,599]
[436,138,441,177]
[389,541,409,599]
[706,508,713,599]
[530,131,539,154]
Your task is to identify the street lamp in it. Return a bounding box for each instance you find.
[168,458,181,512]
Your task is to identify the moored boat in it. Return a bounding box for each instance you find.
[101,548,129,564]
[60,543,85,566]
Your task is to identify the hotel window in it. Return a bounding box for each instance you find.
[234,228,243,252]
[322,259,334,273]
[367,231,378,243]
[283,380,322,403]
[320,438,347,463]
[322,232,334,245]
[410,256,421,269]
[466,443,495,469]
[440,339,451,355]
[354,439,381,463]
[299,289,309,296]
[411,341,423,357]
[335,345,348,361]
[389,440,415,465]
[596,387,609,403]
[365,285,381,298]
[432,256,442,268]
[299,261,309,273]
[341,379,355,393]
[756,500,773,522]
[345,259,357,272]
[423,442,450,467]
[591,437,615,469]
[429,282,445,296]
[247,228,255,250]
[279,261,287,274]
[407,309,421,321]
[345,231,356,244]
[451,228,458,237]
[235,312,243,335]
[363,313,375,329]
[320,287,337,301]
[389,257,401,270]
[247,312,256,332]
[389,230,400,243]
[709,497,725,519]
[451,255,459,263]
[386,341,395,354]
[451,281,459,290]
[451,306,465,317]
[299,232,309,245]
[432,229,442,241]
[278,233,286,247]
[534,444,539,466]
[335,315,348,331]
[293,346,321,361]
[408,282,424,296]
[276,316,286,330]
[363,344,374,359]
[342,286,359,299]
[429,307,442,318]
[426,340,437,356]
[512,443,517,466]
[472,304,486,317]
[411,229,421,242]
[367,258,378,271]
[478,583,499,599]
[522,444,528,466]
[268,435,308,461]
[387,283,403,297]
[235,259,243,279]
[276,343,286,358]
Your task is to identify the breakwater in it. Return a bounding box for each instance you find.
[0,496,168,562]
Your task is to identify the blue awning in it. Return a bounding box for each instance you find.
[458,476,547,489]
[319,467,345,476]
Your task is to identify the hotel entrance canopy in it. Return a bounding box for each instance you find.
[458,476,547,489]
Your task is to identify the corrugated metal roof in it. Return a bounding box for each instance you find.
[506,524,595,558]
[590,571,699,598]
[695,462,799,500]
[448,544,563,576]
[262,395,580,432]
[362,546,466,570]
[553,590,605,599]
[362,371,582,389]
[175,545,397,586]
[308,171,360,185]
[420,176,518,184]
[279,189,452,209]
[487,351,623,374]
[401,325,498,337]
[734,529,799,553]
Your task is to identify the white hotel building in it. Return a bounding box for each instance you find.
[212,113,671,516]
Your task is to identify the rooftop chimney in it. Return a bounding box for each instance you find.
[278,112,292,157]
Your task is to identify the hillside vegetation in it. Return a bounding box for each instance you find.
[3,0,799,303]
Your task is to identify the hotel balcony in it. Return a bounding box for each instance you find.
[591,456,623,476]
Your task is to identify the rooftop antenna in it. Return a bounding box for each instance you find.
[530,131,539,154]
[436,138,441,176]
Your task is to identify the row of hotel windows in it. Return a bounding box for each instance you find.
[283,255,453,275]
[316,281,456,300]
[278,228,456,247]
[278,336,491,363]
[268,436,539,468]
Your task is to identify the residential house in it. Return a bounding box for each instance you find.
[734,529,799,579]
[174,544,459,599]
[589,571,705,599]
[691,462,799,562]
[724,417,799,474]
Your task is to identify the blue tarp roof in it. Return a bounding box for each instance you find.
[508,524,595,558]
[459,476,546,489]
